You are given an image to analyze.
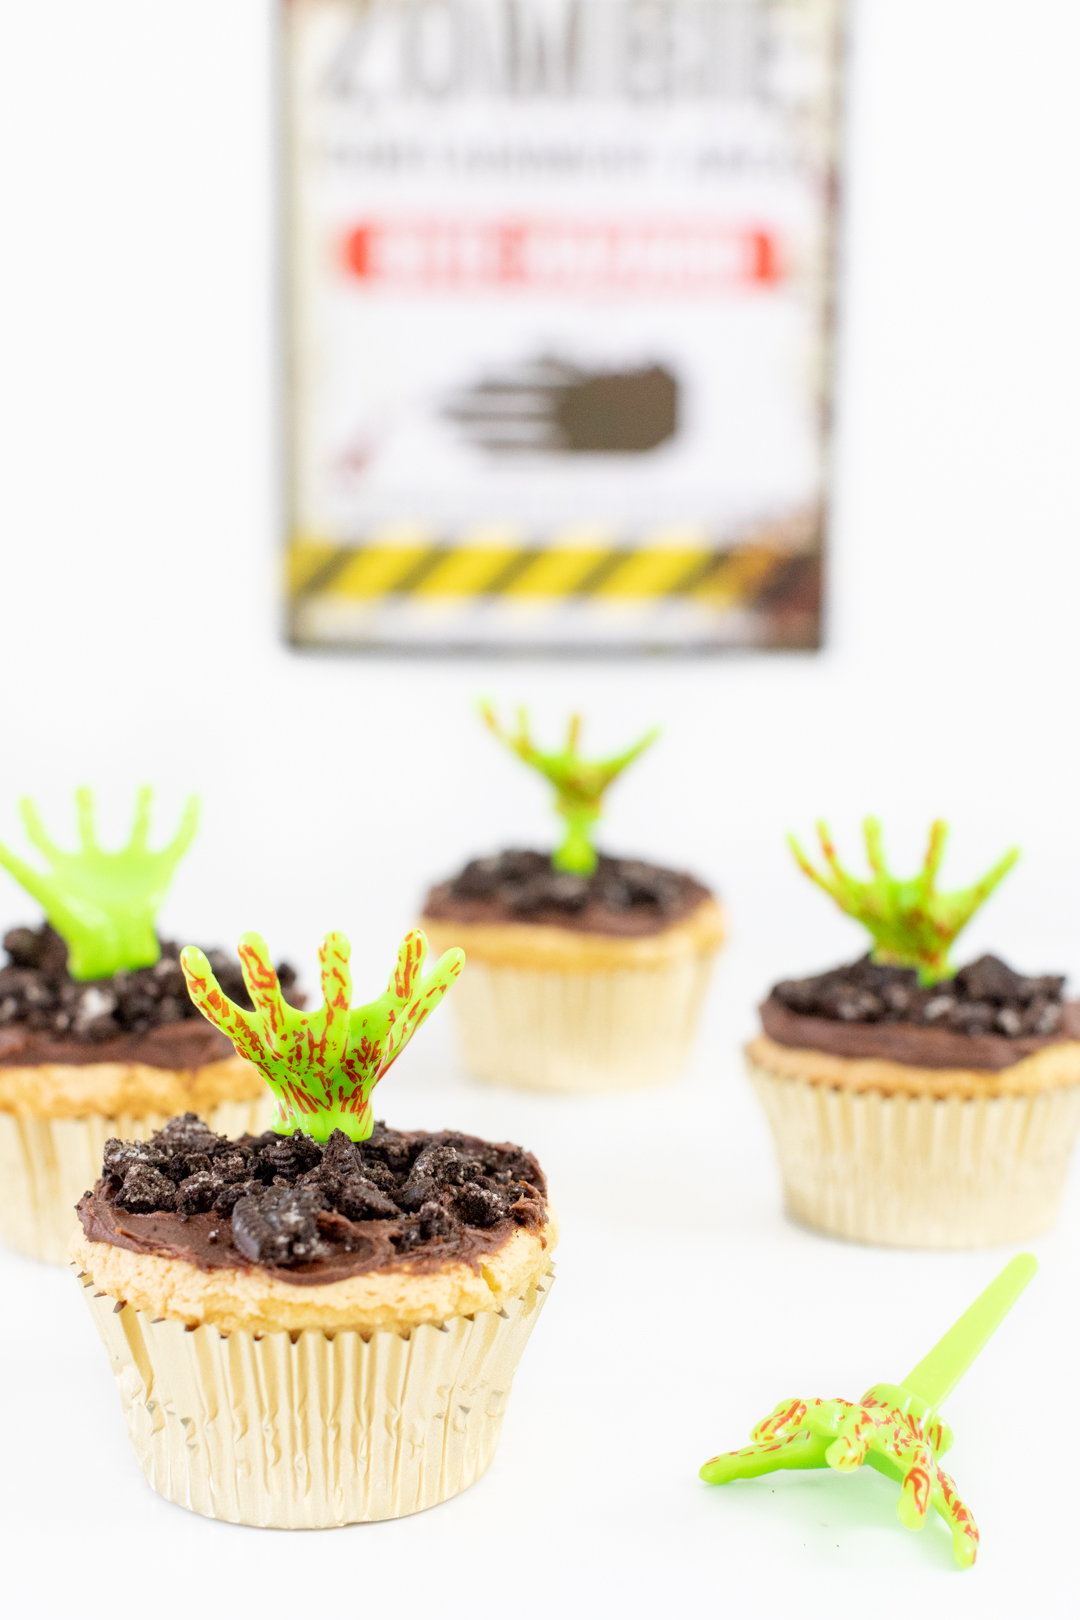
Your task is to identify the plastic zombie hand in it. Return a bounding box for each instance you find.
[788,817,1019,984]
[702,1386,977,1568]
[0,787,199,981]
[181,928,464,1142]
[480,704,658,875]
[699,1254,1037,1570]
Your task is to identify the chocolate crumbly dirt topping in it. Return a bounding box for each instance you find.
[0,923,302,1043]
[86,1113,547,1272]
[772,954,1065,1039]
[425,849,711,938]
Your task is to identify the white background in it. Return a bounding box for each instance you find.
[1,1,1080,1614]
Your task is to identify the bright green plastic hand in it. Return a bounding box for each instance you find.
[699,1255,1037,1569]
[0,787,199,981]
[701,1387,977,1568]
[181,928,464,1142]
[788,817,1019,984]
[481,704,658,875]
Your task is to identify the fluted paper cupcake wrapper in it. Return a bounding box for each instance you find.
[449,955,716,1093]
[0,1098,274,1265]
[75,1268,553,1528]
[749,1058,1080,1248]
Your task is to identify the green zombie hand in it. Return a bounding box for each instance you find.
[788,818,1019,984]
[480,704,658,875]
[0,787,199,981]
[700,1385,979,1569]
[181,928,464,1142]
[699,1255,1037,1571]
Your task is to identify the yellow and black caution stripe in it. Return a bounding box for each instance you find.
[287,524,822,648]
[291,537,806,603]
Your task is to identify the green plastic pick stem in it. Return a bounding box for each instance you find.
[698,1256,1038,1568]
[480,704,658,876]
[557,799,600,875]
[181,928,464,1142]
[902,1251,1037,1409]
[787,817,1019,984]
[0,787,199,980]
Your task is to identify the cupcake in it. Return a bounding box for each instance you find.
[71,926,558,1527]
[747,818,1080,1247]
[421,707,724,1092]
[0,789,302,1263]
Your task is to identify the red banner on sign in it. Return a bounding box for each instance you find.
[342,217,784,294]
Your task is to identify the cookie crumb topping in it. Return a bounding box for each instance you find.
[95,1114,547,1269]
[0,924,301,1042]
[772,954,1064,1038]
[449,848,690,917]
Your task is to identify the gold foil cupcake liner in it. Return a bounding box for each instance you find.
[749,1057,1080,1247]
[448,954,716,1092]
[75,1268,554,1527]
[0,1097,273,1266]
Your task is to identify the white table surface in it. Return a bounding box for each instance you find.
[4,956,1075,1620]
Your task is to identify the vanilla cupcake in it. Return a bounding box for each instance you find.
[71,926,557,1527]
[0,790,301,1263]
[748,819,1080,1247]
[422,708,723,1093]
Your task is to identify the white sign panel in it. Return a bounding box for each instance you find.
[285,0,843,651]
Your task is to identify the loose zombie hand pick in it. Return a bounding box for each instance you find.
[0,787,199,981]
[700,1253,1037,1568]
[480,703,658,875]
[181,929,464,1142]
[788,818,1019,984]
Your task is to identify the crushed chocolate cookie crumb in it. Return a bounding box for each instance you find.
[772,954,1065,1038]
[424,849,712,939]
[91,1113,548,1271]
[233,1185,325,1267]
[0,923,302,1043]
[451,849,683,912]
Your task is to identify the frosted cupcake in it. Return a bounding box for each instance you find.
[0,789,301,1262]
[71,926,557,1528]
[421,707,724,1093]
[747,819,1080,1247]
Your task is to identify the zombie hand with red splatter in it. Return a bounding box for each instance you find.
[788,818,1018,986]
[181,928,463,1142]
[700,1382,979,1568]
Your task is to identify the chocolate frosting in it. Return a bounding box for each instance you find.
[76,1194,528,1285]
[0,1020,235,1070]
[76,1116,549,1284]
[423,851,712,940]
[760,994,1080,1071]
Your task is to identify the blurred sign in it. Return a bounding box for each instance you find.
[284,0,843,653]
